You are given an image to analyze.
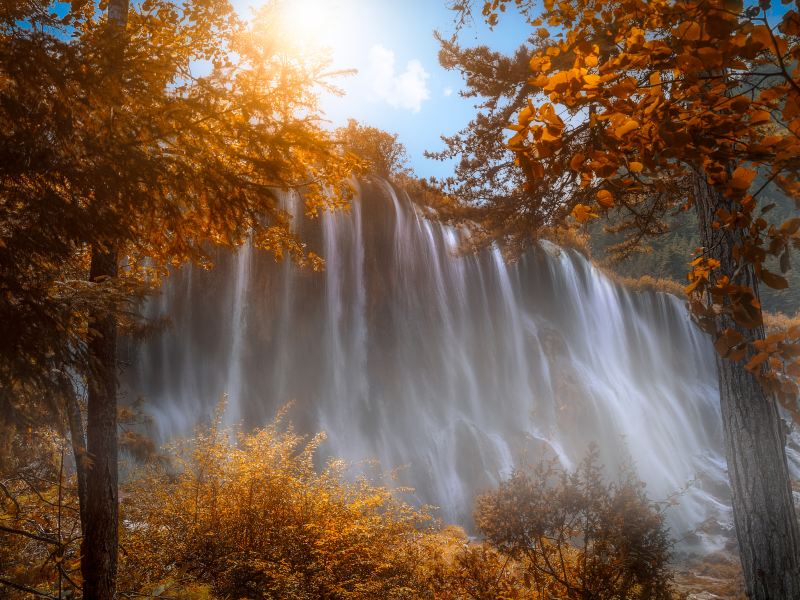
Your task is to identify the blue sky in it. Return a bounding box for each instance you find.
[264,0,791,180]
[236,0,532,179]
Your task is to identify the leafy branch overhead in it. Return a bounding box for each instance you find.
[477,0,800,405]
[0,0,358,414]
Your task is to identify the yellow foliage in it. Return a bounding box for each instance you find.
[1,418,687,599]
[120,412,430,598]
[1,0,359,407]
[0,430,83,598]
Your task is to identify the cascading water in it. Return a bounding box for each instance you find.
[124,179,736,550]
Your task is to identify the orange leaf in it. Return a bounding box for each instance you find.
[780,217,800,235]
[730,167,756,191]
[714,329,746,358]
[745,352,770,371]
[730,96,750,112]
[569,153,585,171]
[614,119,639,138]
[761,269,789,289]
[596,189,614,208]
[749,25,774,50]
[750,110,772,125]
[571,203,598,223]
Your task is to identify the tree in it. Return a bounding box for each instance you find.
[436,1,800,597]
[336,118,412,179]
[427,31,552,253]
[475,449,674,600]
[81,2,127,595]
[1,0,356,595]
[0,427,84,598]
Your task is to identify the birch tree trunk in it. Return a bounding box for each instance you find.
[64,384,88,528]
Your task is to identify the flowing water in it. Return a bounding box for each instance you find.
[124,179,739,550]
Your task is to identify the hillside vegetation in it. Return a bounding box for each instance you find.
[591,183,800,316]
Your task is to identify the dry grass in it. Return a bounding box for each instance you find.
[673,551,746,600]
[601,270,686,297]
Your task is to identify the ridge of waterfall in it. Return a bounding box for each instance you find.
[125,179,750,552]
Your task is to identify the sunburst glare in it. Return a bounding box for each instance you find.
[276,0,353,57]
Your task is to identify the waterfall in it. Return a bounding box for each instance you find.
[223,238,252,427]
[124,179,737,551]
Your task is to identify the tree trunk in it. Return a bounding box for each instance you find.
[80,2,128,596]
[80,247,119,600]
[64,384,88,529]
[693,173,800,598]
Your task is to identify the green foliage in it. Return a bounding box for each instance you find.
[590,186,800,316]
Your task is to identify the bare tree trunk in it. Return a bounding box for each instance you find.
[693,173,800,598]
[81,247,119,600]
[80,2,128,596]
[64,385,88,529]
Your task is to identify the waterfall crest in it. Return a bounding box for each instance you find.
[126,179,734,548]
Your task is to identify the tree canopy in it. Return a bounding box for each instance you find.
[1,1,361,594]
[336,119,411,179]
[476,448,673,600]
[439,0,800,402]
[0,0,357,420]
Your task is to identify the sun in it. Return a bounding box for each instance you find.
[278,0,345,55]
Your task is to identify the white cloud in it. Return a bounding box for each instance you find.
[443,86,453,97]
[367,44,430,113]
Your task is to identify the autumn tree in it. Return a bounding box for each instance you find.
[427,31,547,249]
[414,534,525,598]
[0,412,538,599]
[475,449,674,600]
[1,0,356,595]
[0,427,84,598]
[1,411,684,598]
[436,1,800,596]
[336,118,412,179]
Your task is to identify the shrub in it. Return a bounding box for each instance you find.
[475,446,675,600]
[119,410,431,599]
[0,420,679,599]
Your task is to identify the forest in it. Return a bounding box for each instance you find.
[2,0,800,598]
